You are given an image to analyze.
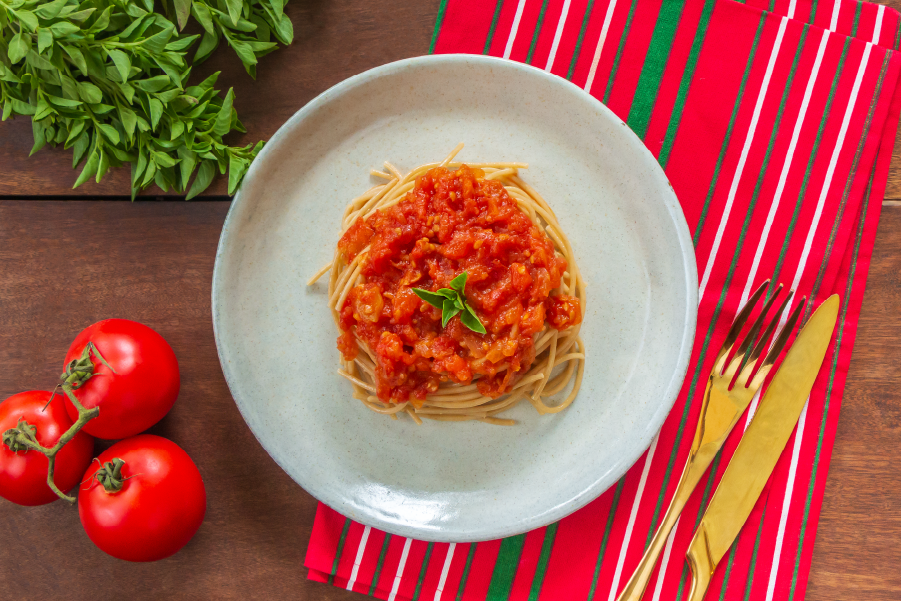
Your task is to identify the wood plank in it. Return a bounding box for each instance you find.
[0,0,439,198]
[1,200,900,598]
[806,205,901,600]
[0,200,360,600]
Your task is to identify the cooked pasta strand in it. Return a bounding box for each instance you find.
[312,146,586,424]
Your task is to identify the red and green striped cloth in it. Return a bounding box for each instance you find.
[305,0,901,599]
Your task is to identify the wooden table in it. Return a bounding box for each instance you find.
[1,1,899,599]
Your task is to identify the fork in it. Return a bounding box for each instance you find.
[615,279,802,601]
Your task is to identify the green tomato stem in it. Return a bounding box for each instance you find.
[0,343,112,504]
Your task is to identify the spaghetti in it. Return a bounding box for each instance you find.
[309,144,586,425]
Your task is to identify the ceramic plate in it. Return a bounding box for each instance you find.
[212,55,697,542]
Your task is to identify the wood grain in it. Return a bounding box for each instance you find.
[806,206,901,600]
[0,0,440,198]
[0,201,360,600]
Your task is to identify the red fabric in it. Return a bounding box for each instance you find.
[307,1,901,600]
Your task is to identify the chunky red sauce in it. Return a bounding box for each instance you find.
[337,165,582,406]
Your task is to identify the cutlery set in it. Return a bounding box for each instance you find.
[617,281,840,601]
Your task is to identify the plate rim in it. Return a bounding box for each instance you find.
[212,53,699,542]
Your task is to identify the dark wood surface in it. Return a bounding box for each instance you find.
[0,1,899,599]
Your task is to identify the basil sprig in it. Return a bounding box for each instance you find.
[0,0,293,198]
[413,272,487,335]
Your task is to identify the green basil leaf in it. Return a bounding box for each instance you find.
[107,49,131,83]
[224,0,242,26]
[133,147,148,186]
[185,159,215,199]
[71,131,89,165]
[441,301,461,328]
[97,123,119,145]
[12,9,38,31]
[25,50,55,70]
[192,2,215,34]
[77,81,102,104]
[66,8,96,23]
[64,119,86,146]
[227,153,248,195]
[273,13,293,45]
[154,168,170,192]
[141,160,157,187]
[37,28,53,54]
[133,74,170,92]
[166,119,182,141]
[0,63,20,83]
[73,146,99,188]
[91,103,115,115]
[412,288,447,310]
[60,75,79,100]
[118,13,148,39]
[8,32,29,64]
[149,97,163,130]
[251,14,271,42]
[165,33,198,52]
[88,7,111,33]
[30,119,46,156]
[177,147,196,189]
[96,147,110,182]
[118,82,135,103]
[269,0,284,20]
[212,87,234,135]
[450,272,467,294]
[142,26,174,55]
[459,306,486,334]
[63,45,88,76]
[34,0,68,19]
[152,150,178,168]
[48,21,79,37]
[173,0,191,30]
[226,36,257,67]
[46,94,82,108]
[120,106,137,140]
[33,97,54,120]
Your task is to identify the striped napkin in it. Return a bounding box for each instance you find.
[305,1,901,600]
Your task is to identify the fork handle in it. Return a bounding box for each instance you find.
[614,451,715,601]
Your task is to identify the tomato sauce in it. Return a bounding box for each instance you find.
[337,165,581,406]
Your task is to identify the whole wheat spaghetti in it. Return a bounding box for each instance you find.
[309,144,586,425]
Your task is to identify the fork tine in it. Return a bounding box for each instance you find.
[734,284,784,361]
[714,279,770,373]
[722,284,783,380]
[745,290,793,367]
[749,296,807,390]
[735,290,794,388]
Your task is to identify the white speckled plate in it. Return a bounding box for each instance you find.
[212,54,697,542]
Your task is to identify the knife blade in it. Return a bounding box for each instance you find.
[684,294,840,601]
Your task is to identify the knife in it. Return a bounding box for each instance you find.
[684,294,840,601]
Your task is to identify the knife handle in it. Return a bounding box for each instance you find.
[686,525,715,601]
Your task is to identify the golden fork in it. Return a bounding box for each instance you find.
[615,280,802,601]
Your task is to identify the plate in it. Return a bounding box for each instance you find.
[212,54,697,542]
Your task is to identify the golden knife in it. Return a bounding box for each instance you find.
[685,294,840,601]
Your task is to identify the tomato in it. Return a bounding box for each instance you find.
[0,391,94,506]
[78,434,206,562]
[64,319,180,439]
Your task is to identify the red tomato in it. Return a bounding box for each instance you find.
[78,434,206,562]
[64,319,180,439]
[0,391,94,506]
